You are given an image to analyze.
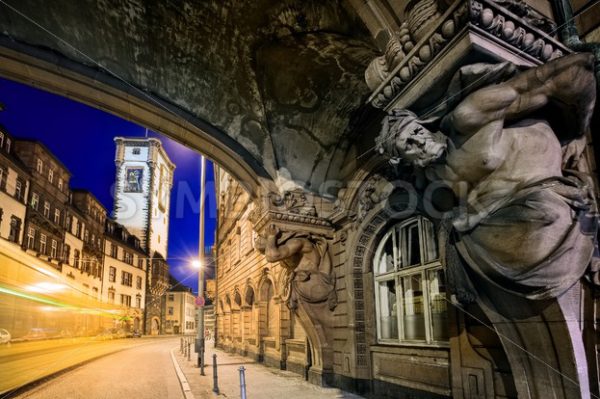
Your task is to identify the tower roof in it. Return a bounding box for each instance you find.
[114,136,175,170]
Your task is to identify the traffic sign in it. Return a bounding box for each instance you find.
[195,296,205,307]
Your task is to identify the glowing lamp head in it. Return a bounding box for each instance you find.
[192,260,202,269]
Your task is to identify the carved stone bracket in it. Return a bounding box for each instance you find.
[367,0,571,110]
[250,189,334,237]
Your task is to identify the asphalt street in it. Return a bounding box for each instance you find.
[6,337,184,399]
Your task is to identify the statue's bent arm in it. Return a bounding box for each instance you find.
[265,236,303,262]
[448,53,596,137]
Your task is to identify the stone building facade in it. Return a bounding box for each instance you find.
[0,127,28,246]
[14,140,71,271]
[165,288,197,335]
[71,190,106,289]
[211,1,600,397]
[103,219,148,332]
[62,204,102,298]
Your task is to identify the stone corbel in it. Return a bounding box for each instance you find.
[250,189,334,238]
[366,0,571,111]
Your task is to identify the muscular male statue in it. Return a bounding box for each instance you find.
[377,53,598,300]
[257,224,336,310]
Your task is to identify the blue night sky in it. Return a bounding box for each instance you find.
[0,77,216,293]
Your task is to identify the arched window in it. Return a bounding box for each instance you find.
[373,216,447,344]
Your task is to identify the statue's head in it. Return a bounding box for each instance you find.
[377,109,447,167]
[254,234,266,253]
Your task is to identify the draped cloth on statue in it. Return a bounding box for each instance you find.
[277,232,337,310]
[448,173,597,301]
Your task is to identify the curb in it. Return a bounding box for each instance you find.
[170,347,195,399]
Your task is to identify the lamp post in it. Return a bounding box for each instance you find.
[195,155,207,374]
[193,259,205,374]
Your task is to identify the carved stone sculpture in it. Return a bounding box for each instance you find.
[255,223,337,385]
[257,224,336,311]
[377,53,597,299]
[376,53,598,398]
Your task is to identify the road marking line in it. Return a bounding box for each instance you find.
[171,347,195,399]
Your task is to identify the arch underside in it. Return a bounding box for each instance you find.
[0,0,380,195]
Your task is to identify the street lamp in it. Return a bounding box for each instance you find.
[195,154,207,376]
[193,258,205,375]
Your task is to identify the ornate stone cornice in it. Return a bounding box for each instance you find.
[250,190,333,236]
[367,0,571,109]
[469,0,565,61]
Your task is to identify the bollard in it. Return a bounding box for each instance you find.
[212,354,219,394]
[187,342,191,361]
[180,337,183,354]
[239,366,247,399]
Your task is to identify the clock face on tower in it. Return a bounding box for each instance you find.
[125,167,144,193]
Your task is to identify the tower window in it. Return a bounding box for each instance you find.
[124,167,143,193]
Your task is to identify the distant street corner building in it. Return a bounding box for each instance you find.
[113,137,175,334]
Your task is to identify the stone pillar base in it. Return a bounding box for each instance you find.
[308,368,333,387]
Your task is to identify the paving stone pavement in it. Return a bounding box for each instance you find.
[173,339,365,399]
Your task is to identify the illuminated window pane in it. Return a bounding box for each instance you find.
[428,269,448,342]
[401,274,425,341]
[377,279,398,340]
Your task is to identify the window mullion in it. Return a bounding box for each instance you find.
[396,274,404,343]
[422,270,433,343]
[392,227,398,271]
[418,217,426,265]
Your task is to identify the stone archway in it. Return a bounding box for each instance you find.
[0,46,270,198]
[242,284,258,357]
[151,317,160,336]
[0,0,382,195]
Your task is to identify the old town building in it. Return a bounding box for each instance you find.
[103,219,147,332]
[61,203,102,298]
[3,0,600,397]
[165,280,197,335]
[70,190,106,296]
[0,127,28,246]
[14,140,71,270]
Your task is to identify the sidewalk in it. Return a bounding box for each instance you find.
[172,340,365,399]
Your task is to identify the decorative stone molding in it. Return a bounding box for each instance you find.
[350,211,388,369]
[367,0,570,109]
[250,191,333,237]
[357,174,395,219]
[268,190,317,216]
[367,0,469,105]
[469,0,563,61]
